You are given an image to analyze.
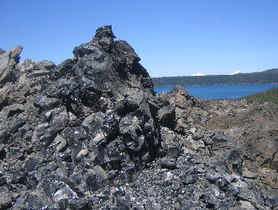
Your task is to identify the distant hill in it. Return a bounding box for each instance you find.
[152,68,278,86]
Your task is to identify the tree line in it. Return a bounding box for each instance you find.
[152,68,278,86]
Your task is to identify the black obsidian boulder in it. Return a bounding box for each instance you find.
[0,25,161,209]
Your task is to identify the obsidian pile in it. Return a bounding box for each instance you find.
[0,26,277,209]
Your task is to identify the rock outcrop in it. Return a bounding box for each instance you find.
[0,25,160,209]
[0,26,277,209]
[0,46,22,85]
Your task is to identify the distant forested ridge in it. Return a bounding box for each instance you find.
[152,68,278,86]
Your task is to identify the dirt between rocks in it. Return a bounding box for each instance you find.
[206,99,278,190]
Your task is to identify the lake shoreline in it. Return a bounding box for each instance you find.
[155,83,278,99]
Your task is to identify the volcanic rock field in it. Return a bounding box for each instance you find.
[0,26,277,209]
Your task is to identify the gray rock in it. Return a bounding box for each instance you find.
[158,105,175,129]
[51,181,79,203]
[0,171,7,186]
[86,166,107,191]
[265,195,278,208]
[36,60,56,70]
[192,129,204,140]
[161,147,181,169]
[0,48,5,55]
[0,46,22,84]
[242,168,257,179]
[33,123,59,147]
[203,133,213,145]
[0,192,14,209]
[34,95,61,110]
[200,191,219,209]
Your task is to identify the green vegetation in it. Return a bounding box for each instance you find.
[244,86,278,103]
[152,68,278,86]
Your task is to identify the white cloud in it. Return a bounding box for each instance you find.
[192,72,206,76]
[231,70,241,75]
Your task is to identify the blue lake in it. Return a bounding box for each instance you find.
[154,84,278,99]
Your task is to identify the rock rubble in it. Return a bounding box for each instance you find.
[0,26,277,209]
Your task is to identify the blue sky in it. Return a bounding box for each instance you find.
[1,0,277,77]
